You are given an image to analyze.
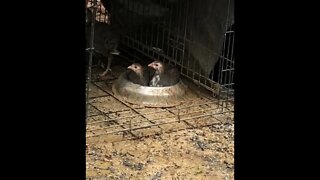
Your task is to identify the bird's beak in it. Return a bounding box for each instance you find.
[127,65,133,70]
[148,63,154,68]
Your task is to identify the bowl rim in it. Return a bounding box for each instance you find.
[112,72,187,107]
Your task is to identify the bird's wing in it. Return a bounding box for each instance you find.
[168,67,180,79]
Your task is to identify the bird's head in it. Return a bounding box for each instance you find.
[128,63,143,74]
[148,60,164,74]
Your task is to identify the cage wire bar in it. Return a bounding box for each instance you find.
[86,0,234,138]
[114,0,234,99]
[86,0,98,120]
[86,80,232,139]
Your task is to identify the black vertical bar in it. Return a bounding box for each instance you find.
[86,0,98,121]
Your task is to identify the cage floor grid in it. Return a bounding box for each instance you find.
[86,56,234,179]
[86,56,233,140]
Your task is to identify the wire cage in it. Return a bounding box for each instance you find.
[86,1,234,178]
[86,0,234,139]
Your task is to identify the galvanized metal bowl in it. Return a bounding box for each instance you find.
[112,72,187,107]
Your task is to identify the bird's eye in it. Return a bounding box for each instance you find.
[134,66,137,68]
[155,64,158,67]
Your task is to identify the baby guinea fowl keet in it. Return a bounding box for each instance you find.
[148,60,180,87]
[127,63,150,86]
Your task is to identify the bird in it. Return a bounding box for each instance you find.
[127,63,150,86]
[147,60,180,87]
[86,8,120,77]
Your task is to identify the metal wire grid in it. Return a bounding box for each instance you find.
[217,28,235,97]
[109,0,235,99]
[86,0,234,100]
[85,0,234,138]
[86,69,233,139]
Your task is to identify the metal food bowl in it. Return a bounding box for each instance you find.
[112,72,188,107]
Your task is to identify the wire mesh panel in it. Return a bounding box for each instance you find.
[109,0,234,99]
[85,2,234,178]
[86,1,235,96]
[86,0,235,135]
[86,70,233,140]
[216,25,234,110]
[85,68,234,178]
